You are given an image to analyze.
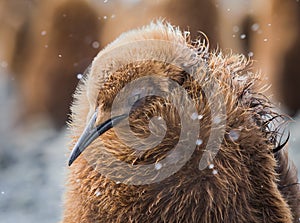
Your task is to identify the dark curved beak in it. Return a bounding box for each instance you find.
[68,111,126,166]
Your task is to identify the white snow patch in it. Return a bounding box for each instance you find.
[229,129,240,141]
[191,112,198,120]
[196,139,203,146]
[41,30,47,36]
[251,23,259,32]
[92,41,100,49]
[198,115,203,120]
[77,74,83,79]
[1,61,8,68]
[155,162,162,170]
[213,116,221,124]
[208,163,214,169]
[232,26,239,33]
[95,190,101,196]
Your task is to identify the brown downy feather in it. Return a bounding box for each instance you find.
[276,149,300,222]
[63,22,300,223]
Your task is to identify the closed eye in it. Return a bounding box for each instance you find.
[128,93,141,106]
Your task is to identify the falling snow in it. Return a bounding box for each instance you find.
[251,23,260,32]
[41,30,47,36]
[58,54,62,58]
[0,2,299,223]
[232,26,239,33]
[213,116,221,124]
[103,16,107,19]
[92,41,100,49]
[198,115,203,120]
[191,112,198,120]
[95,190,101,196]
[240,34,246,39]
[248,52,254,57]
[196,139,203,146]
[1,61,8,68]
[77,74,83,79]
[229,130,240,141]
[155,162,162,170]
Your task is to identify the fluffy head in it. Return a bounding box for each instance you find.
[63,22,299,223]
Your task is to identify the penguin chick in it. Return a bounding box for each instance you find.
[63,22,300,223]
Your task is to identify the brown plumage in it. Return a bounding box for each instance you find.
[63,22,300,223]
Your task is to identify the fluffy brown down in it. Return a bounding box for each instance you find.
[63,22,300,223]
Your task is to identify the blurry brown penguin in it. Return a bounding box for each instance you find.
[228,0,300,116]
[63,22,300,223]
[18,0,102,128]
[101,0,219,48]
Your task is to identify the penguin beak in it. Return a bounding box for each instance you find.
[68,111,126,166]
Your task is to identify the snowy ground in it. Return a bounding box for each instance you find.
[0,72,68,223]
[0,69,299,223]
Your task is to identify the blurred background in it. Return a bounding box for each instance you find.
[0,0,299,222]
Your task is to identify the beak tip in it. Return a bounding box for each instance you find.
[68,158,74,166]
[66,113,127,167]
[68,146,80,167]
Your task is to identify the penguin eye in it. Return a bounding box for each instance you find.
[128,93,141,106]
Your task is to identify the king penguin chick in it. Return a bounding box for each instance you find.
[63,22,300,223]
